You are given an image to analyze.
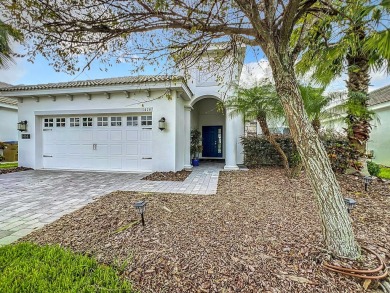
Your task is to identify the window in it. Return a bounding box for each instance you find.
[97,117,108,126]
[111,116,122,126]
[82,117,93,127]
[44,118,54,128]
[56,118,66,127]
[141,115,152,126]
[70,117,80,127]
[127,116,138,126]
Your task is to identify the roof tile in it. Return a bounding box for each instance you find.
[0,75,184,92]
[368,84,390,106]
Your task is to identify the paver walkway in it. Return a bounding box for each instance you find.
[0,162,223,245]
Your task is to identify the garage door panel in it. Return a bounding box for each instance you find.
[140,130,152,141]
[110,130,122,141]
[126,130,139,141]
[80,131,93,141]
[139,143,152,156]
[94,130,109,141]
[126,144,138,155]
[53,144,68,155]
[110,144,123,155]
[96,144,109,155]
[109,158,123,169]
[124,158,139,170]
[68,144,82,155]
[43,114,153,171]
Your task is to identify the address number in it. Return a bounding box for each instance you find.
[143,107,153,112]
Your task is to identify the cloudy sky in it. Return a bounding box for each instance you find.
[0,46,389,93]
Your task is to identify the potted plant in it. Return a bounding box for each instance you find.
[190,129,202,166]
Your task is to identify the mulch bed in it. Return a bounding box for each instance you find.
[0,167,33,175]
[21,168,390,292]
[142,170,192,181]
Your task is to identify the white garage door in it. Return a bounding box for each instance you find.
[42,114,153,171]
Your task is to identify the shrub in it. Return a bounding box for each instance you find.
[367,161,380,177]
[241,134,361,174]
[0,242,133,292]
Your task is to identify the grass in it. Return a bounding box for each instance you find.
[0,162,18,169]
[0,242,134,293]
[379,166,390,179]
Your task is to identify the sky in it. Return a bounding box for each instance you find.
[0,44,389,93]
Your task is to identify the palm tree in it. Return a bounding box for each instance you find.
[299,85,336,133]
[0,20,22,69]
[224,82,292,176]
[296,0,390,152]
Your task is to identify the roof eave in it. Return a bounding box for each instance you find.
[0,80,190,98]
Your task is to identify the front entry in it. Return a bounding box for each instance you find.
[202,126,223,158]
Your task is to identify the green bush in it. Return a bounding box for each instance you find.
[241,134,361,174]
[0,242,133,293]
[367,161,380,177]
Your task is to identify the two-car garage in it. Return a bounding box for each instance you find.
[41,113,153,172]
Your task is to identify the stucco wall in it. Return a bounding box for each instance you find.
[17,90,183,171]
[0,106,18,142]
[368,105,390,166]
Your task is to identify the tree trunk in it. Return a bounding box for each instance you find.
[267,52,361,259]
[345,27,371,154]
[257,114,291,177]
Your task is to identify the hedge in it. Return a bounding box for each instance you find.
[241,135,361,174]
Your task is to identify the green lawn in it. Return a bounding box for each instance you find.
[0,242,134,293]
[0,162,18,169]
[379,166,390,179]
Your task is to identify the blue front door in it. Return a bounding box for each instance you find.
[202,126,223,158]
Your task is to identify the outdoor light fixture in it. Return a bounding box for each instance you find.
[363,175,373,191]
[344,198,357,214]
[158,117,166,131]
[134,200,147,226]
[17,120,28,132]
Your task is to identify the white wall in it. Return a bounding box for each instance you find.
[368,104,390,166]
[17,90,183,171]
[175,94,185,170]
[0,106,18,142]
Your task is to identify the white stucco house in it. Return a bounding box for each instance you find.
[0,82,18,142]
[0,47,245,172]
[323,84,390,166]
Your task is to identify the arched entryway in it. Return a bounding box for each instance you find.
[191,96,225,159]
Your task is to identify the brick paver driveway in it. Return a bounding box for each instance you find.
[0,163,222,245]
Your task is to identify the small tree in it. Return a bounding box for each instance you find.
[190,129,202,160]
[224,83,293,176]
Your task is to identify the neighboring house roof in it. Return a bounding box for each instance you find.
[0,97,17,106]
[0,82,17,107]
[368,84,390,106]
[0,75,184,92]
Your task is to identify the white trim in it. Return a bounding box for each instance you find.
[34,107,153,116]
[0,102,17,110]
[2,83,192,100]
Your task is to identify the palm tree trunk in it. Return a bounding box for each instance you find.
[346,27,371,154]
[257,115,291,177]
[267,50,360,259]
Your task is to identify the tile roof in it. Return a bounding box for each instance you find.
[0,75,184,92]
[368,84,390,106]
[0,82,17,106]
[0,97,17,106]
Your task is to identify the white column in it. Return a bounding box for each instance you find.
[224,110,239,170]
[184,106,192,170]
[236,113,245,164]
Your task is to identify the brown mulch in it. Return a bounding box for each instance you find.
[21,168,390,292]
[0,167,33,175]
[142,170,192,181]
